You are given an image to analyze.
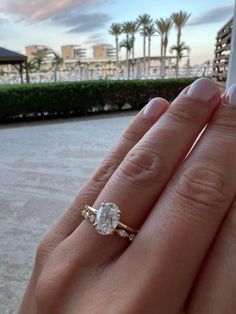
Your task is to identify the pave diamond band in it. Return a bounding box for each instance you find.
[82,203,138,241]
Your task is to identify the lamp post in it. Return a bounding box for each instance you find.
[226,0,236,89]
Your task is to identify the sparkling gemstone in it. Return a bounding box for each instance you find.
[95,203,120,235]
[117,229,129,237]
[82,210,89,219]
[129,234,135,241]
[89,215,95,223]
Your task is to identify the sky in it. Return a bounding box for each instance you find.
[0,0,234,64]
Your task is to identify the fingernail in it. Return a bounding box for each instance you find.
[226,84,236,106]
[143,98,167,118]
[187,78,219,102]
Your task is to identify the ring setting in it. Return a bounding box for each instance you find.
[82,202,138,241]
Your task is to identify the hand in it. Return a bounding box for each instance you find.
[19,78,236,314]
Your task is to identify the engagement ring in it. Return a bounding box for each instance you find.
[82,202,138,241]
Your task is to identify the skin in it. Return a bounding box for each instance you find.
[19,78,236,314]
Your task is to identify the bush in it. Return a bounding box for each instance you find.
[0,78,197,123]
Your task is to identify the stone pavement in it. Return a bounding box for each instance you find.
[0,113,135,313]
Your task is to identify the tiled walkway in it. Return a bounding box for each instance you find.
[0,113,135,313]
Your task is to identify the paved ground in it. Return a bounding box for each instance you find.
[0,112,135,313]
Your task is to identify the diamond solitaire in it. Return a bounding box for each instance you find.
[95,203,120,235]
[82,203,138,241]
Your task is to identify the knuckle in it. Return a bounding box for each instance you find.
[35,236,51,261]
[121,128,141,144]
[118,146,165,187]
[175,164,227,212]
[92,154,120,185]
[166,102,197,125]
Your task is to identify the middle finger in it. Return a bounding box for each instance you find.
[70,78,221,262]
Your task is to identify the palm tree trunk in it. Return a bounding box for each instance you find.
[116,36,119,63]
[132,35,135,78]
[148,36,151,77]
[176,57,179,78]
[126,47,129,79]
[163,46,166,78]
[163,35,168,78]
[26,68,30,83]
[54,68,57,82]
[143,34,146,76]
[160,35,164,78]
[126,34,129,70]
[176,28,181,78]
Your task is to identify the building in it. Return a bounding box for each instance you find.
[25,45,48,59]
[61,45,86,60]
[0,47,28,83]
[93,44,116,59]
[212,17,233,89]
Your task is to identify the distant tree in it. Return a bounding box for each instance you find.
[170,41,190,77]
[137,14,153,76]
[109,23,123,63]
[145,23,157,76]
[51,52,64,82]
[32,48,48,82]
[156,18,172,78]
[122,21,139,77]
[120,38,134,79]
[122,22,133,68]
[76,59,84,78]
[23,60,37,83]
[171,10,191,77]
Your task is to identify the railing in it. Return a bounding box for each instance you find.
[212,17,233,89]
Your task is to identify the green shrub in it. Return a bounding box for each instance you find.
[0,78,197,123]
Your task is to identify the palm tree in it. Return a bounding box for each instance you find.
[122,22,134,70]
[109,23,123,63]
[156,18,166,77]
[76,59,84,79]
[170,42,190,77]
[23,60,37,83]
[171,11,191,77]
[156,18,172,78]
[120,38,134,79]
[126,21,139,77]
[145,23,157,76]
[32,48,48,82]
[137,14,153,77]
[51,52,64,82]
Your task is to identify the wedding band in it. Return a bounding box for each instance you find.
[82,202,138,241]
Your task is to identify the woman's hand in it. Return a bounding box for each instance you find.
[19,78,236,314]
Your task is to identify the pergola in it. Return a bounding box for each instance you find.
[0,47,28,83]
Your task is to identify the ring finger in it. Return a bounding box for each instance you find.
[68,78,221,263]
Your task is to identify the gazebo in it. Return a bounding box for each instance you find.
[0,47,28,83]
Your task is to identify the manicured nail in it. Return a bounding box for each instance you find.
[226,84,236,106]
[143,98,167,118]
[187,78,218,102]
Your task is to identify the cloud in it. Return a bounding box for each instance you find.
[0,0,107,22]
[0,18,9,24]
[65,13,111,33]
[84,33,107,45]
[188,4,234,26]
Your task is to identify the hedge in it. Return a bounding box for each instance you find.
[0,78,197,123]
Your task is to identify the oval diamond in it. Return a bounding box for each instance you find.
[95,203,120,235]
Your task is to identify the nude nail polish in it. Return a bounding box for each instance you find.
[187,78,219,102]
[143,98,167,118]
